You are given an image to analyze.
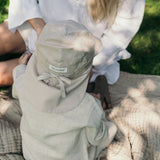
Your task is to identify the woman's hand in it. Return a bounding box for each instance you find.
[18,52,32,65]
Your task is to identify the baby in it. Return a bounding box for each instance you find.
[12,20,117,160]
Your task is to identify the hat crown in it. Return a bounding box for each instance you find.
[36,20,102,78]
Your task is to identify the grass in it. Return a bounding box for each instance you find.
[0,0,9,23]
[0,0,160,75]
[120,0,160,75]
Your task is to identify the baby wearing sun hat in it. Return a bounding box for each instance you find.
[12,20,117,160]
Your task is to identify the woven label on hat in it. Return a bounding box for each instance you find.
[49,64,67,73]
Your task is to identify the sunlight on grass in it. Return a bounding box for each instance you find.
[0,14,8,23]
[120,0,160,75]
[0,0,8,23]
[145,1,160,16]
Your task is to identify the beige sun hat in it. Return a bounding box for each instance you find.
[23,20,102,111]
[35,20,102,79]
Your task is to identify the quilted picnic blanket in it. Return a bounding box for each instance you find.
[0,119,23,160]
[0,71,160,160]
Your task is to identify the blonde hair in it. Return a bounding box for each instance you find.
[86,0,120,26]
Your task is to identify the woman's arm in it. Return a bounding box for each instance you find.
[93,0,145,67]
[8,0,42,33]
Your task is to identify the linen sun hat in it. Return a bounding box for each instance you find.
[35,20,102,79]
[23,20,102,112]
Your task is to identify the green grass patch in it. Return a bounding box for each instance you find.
[120,0,160,75]
[0,0,9,23]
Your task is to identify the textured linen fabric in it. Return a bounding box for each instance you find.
[8,0,145,84]
[12,60,117,160]
[0,154,24,160]
[35,21,102,79]
[11,21,117,160]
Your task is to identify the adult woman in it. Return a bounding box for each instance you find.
[0,0,145,86]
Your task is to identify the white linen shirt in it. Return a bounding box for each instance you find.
[8,0,145,84]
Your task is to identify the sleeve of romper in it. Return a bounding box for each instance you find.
[12,64,26,99]
[8,0,42,33]
[85,105,117,158]
[93,0,145,68]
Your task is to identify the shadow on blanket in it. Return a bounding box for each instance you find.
[100,72,160,160]
[1,72,160,160]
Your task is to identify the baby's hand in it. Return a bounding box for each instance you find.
[18,52,32,65]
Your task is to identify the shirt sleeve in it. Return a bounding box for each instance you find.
[85,106,117,158]
[12,64,26,99]
[8,0,42,32]
[93,0,145,67]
